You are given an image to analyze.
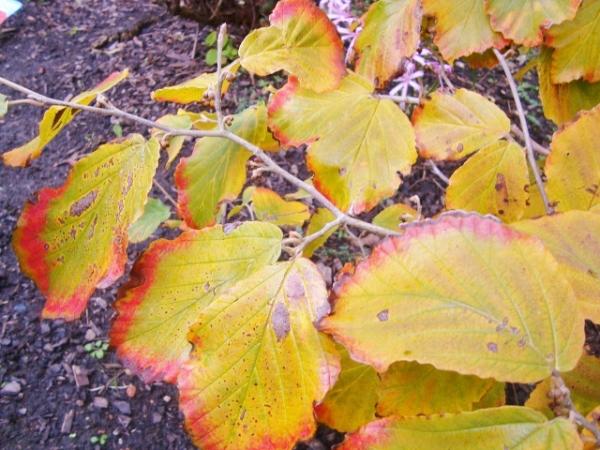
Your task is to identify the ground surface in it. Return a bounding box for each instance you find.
[1,1,598,450]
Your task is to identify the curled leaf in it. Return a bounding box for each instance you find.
[3,70,128,167]
[239,0,345,92]
[250,187,310,227]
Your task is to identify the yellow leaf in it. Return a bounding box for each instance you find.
[422,0,507,62]
[546,0,600,83]
[176,104,271,228]
[339,406,582,450]
[412,88,510,160]
[582,405,600,449]
[538,47,600,125]
[151,113,193,168]
[545,104,600,212]
[151,61,239,104]
[376,361,496,417]
[486,0,581,46]
[445,140,529,222]
[526,353,600,418]
[3,70,128,167]
[269,73,416,213]
[239,0,345,92]
[178,258,340,450]
[372,203,418,231]
[110,221,282,383]
[512,210,600,323]
[315,346,379,433]
[473,382,506,409]
[12,135,159,320]
[250,187,310,226]
[354,0,422,87]
[320,213,584,382]
[303,208,338,257]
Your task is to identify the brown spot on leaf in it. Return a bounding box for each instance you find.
[271,302,290,342]
[487,342,498,353]
[70,191,97,217]
[377,309,389,322]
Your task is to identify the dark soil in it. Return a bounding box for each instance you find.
[0,1,596,450]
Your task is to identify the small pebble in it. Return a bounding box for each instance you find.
[1,381,21,395]
[113,400,131,415]
[93,396,108,408]
[84,328,96,341]
[152,412,162,424]
[162,395,171,403]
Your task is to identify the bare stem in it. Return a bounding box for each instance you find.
[494,49,553,215]
[294,216,344,255]
[214,24,227,130]
[426,160,449,184]
[7,98,44,107]
[375,94,421,105]
[0,75,399,239]
[510,125,549,156]
[551,371,600,446]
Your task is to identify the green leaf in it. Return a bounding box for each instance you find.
[178,258,339,450]
[372,203,418,231]
[203,30,217,46]
[339,407,582,449]
[110,221,282,383]
[205,48,218,66]
[128,197,171,243]
[320,213,584,382]
[12,134,160,320]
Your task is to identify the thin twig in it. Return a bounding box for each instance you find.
[153,179,177,208]
[494,49,553,215]
[214,24,227,129]
[294,216,344,255]
[426,160,449,184]
[551,371,600,446]
[7,99,44,107]
[375,94,421,105]
[510,125,549,156]
[190,23,200,60]
[0,76,399,239]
